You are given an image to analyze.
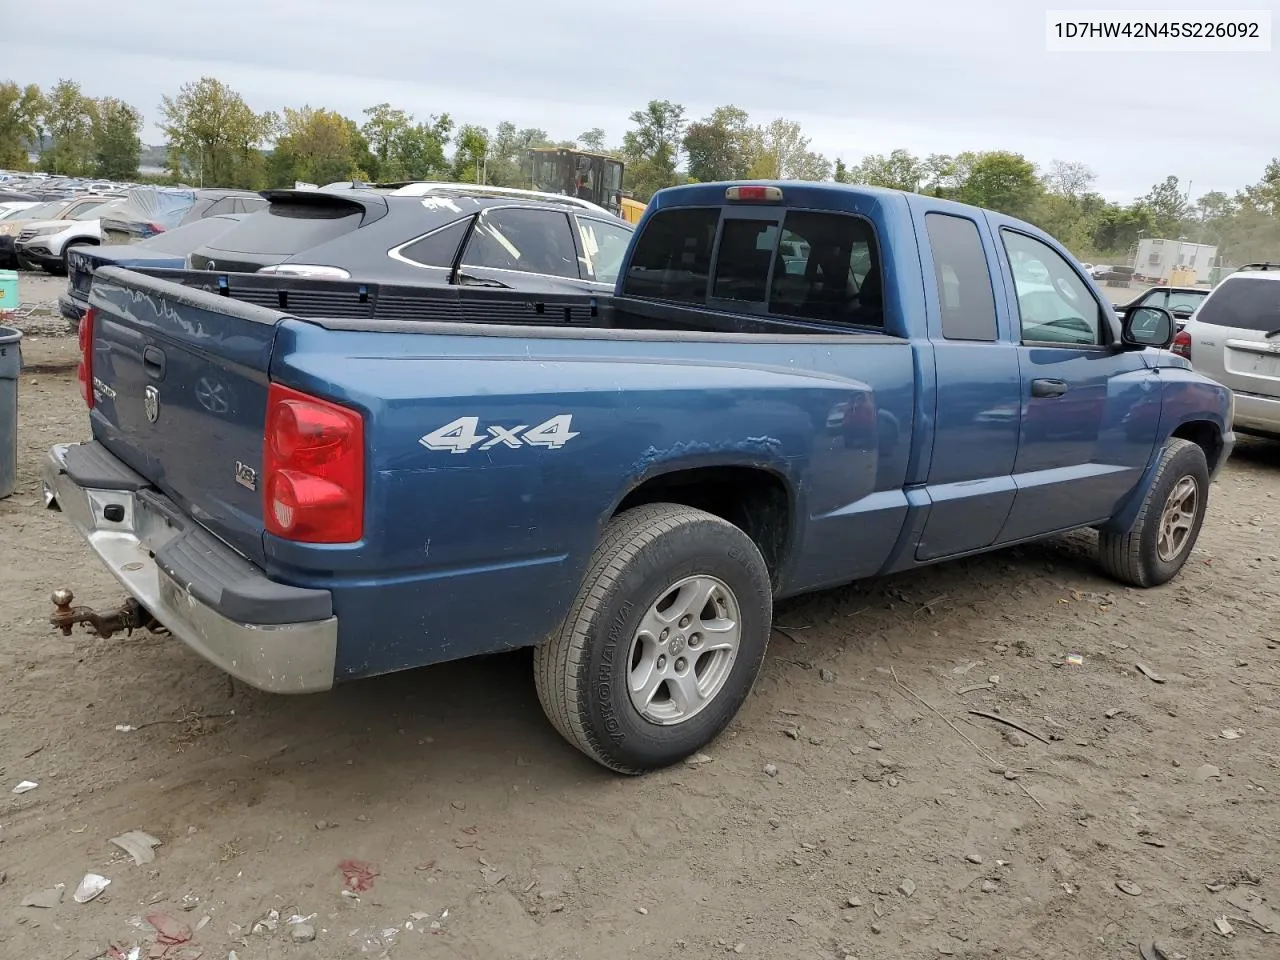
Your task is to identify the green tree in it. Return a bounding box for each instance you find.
[42,79,96,176]
[360,102,410,178]
[485,121,551,187]
[833,157,849,183]
[622,99,685,200]
[395,116,453,180]
[682,104,753,183]
[1140,175,1191,237]
[578,127,607,152]
[745,118,830,181]
[849,148,924,191]
[955,151,1042,219]
[451,123,490,183]
[268,106,365,186]
[159,77,272,188]
[91,97,143,179]
[0,81,44,169]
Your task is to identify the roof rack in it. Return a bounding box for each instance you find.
[1237,262,1280,272]
[319,179,614,217]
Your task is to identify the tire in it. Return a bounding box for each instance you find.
[534,503,773,774]
[1098,438,1209,587]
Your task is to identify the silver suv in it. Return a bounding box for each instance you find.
[1178,264,1280,439]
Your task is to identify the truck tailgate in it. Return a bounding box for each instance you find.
[86,266,281,565]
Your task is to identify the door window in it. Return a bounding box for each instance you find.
[1002,230,1104,346]
[461,208,579,279]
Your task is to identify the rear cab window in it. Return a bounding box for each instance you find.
[1194,276,1280,332]
[622,205,885,328]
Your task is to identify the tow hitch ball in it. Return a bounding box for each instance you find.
[49,589,161,639]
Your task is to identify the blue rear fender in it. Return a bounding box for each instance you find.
[265,320,915,681]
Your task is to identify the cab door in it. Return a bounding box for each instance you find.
[988,221,1160,542]
[907,197,1022,561]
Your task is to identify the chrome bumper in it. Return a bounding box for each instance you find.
[42,443,337,693]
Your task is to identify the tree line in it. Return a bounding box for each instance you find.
[2,76,1278,264]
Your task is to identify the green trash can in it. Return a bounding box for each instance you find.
[0,269,18,313]
[0,325,21,500]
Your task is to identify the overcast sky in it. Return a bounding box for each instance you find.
[3,0,1275,202]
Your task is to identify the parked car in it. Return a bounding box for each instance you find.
[59,213,250,329]
[1114,285,1209,331]
[0,201,40,219]
[15,197,133,274]
[1176,263,1280,440]
[44,180,1232,774]
[186,186,635,293]
[0,195,119,268]
[99,188,268,245]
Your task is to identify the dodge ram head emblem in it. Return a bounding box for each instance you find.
[144,385,160,423]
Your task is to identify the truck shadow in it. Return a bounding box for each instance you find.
[1229,436,1280,470]
[205,528,1107,788]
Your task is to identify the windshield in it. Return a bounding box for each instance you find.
[15,200,67,220]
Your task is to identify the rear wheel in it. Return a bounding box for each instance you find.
[1098,438,1209,587]
[534,503,772,773]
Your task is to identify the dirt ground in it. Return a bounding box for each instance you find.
[2,277,1278,960]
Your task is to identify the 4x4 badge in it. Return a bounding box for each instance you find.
[144,385,160,423]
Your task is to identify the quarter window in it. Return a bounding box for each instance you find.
[399,218,471,268]
[924,213,998,341]
[574,216,633,285]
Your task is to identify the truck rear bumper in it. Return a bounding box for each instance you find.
[43,442,338,694]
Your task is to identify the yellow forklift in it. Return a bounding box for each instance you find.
[527,147,644,222]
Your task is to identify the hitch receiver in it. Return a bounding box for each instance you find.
[50,589,161,639]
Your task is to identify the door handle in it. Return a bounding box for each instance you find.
[142,345,166,379]
[1030,378,1068,398]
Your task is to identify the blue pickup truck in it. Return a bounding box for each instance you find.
[43,181,1234,774]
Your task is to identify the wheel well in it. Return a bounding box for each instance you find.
[1172,420,1224,472]
[614,467,791,581]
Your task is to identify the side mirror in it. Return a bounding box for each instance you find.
[1119,305,1175,350]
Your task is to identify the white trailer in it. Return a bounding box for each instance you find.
[1134,238,1217,284]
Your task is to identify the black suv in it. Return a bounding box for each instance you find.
[186,185,635,293]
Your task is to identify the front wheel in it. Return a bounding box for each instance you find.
[1098,438,1209,587]
[534,503,773,773]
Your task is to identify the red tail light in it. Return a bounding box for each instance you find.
[1171,330,1192,360]
[146,223,165,236]
[78,307,95,409]
[263,383,364,543]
